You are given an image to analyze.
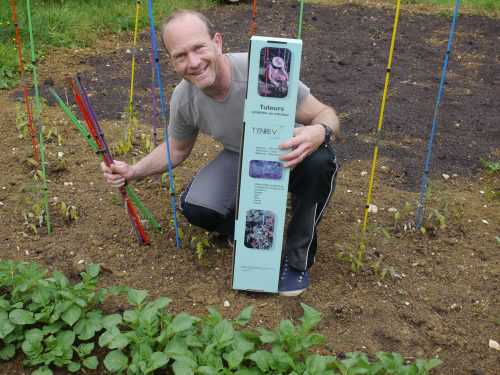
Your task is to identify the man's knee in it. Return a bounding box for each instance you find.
[180,200,223,232]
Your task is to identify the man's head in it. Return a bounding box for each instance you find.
[160,10,223,91]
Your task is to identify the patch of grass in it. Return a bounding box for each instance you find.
[0,0,217,89]
[306,0,500,17]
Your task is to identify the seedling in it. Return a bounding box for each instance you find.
[480,158,500,173]
[44,126,63,146]
[15,102,29,139]
[56,201,78,223]
[140,132,154,153]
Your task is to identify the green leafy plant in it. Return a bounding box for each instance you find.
[480,158,500,173]
[0,260,443,375]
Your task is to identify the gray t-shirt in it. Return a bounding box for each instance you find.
[168,52,310,153]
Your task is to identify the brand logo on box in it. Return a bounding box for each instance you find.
[252,127,278,135]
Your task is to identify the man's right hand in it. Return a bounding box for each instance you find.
[101,160,134,188]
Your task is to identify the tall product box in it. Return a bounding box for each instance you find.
[232,36,302,292]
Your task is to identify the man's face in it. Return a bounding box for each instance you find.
[163,15,222,90]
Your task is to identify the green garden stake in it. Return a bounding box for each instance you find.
[296,0,305,39]
[26,0,51,234]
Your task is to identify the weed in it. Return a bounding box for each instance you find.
[15,102,29,139]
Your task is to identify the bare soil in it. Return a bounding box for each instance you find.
[1,1,499,374]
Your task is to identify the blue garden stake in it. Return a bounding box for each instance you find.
[416,0,461,229]
[147,0,181,247]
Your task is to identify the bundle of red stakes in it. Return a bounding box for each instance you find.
[68,75,150,245]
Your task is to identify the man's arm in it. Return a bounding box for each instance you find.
[102,134,197,187]
[279,94,339,168]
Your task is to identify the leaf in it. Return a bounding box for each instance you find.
[172,359,196,375]
[256,327,277,344]
[75,342,95,357]
[148,351,169,372]
[85,264,100,278]
[104,350,129,372]
[32,367,53,375]
[83,355,99,369]
[299,303,322,332]
[57,330,76,350]
[102,313,123,329]
[198,366,218,375]
[0,311,15,338]
[67,361,81,372]
[213,320,234,347]
[235,306,254,326]
[248,350,273,372]
[9,309,36,325]
[74,313,102,340]
[170,312,198,334]
[0,344,16,360]
[62,304,82,326]
[127,288,148,306]
[278,319,295,339]
[302,333,326,349]
[224,349,244,369]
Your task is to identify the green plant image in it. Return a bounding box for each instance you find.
[0,260,443,375]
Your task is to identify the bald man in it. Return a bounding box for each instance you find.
[102,10,339,296]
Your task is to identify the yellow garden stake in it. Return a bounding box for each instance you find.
[127,0,142,147]
[358,0,401,266]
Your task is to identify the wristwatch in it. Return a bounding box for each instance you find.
[320,123,333,144]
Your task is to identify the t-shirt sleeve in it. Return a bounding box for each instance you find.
[296,80,311,108]
[168,85,198,140]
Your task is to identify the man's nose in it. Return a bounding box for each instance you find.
[187,52,201,68]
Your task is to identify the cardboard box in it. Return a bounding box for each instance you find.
[232,36,302,292]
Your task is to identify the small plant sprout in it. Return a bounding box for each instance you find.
[57,201,79,223]
[15,102,29,139]
[44,126,63,146]
[140,132,154,153]
[480,158,500,173]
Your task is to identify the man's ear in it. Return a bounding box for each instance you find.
[213,32,223,54]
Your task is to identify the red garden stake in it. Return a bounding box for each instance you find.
[70,76,150,245]
[8,0,39,162]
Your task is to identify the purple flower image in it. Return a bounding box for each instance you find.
[249,160,283,180]
[244,209,275,250]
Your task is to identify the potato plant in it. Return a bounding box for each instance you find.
[0,260,442,374]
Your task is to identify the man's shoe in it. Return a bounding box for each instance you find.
[278,258,309,296]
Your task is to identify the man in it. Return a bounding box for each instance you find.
[102,10,339,296]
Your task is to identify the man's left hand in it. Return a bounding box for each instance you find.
[279,124,326,168]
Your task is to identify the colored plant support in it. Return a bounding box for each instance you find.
[126,0,142,146]
[149,47,159,146]
[26,0,51,234]
[147,0,181,247]
[48,86,161,234]
[8,0,39,162]
[359,0,401,262]
[250,0,257,35]
[416,0,461,229]
[70,76,151,245]
[296,0,305,39]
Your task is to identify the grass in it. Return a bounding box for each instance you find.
[307,0,500,17]
[0,0,217,89]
